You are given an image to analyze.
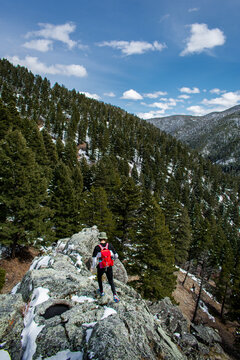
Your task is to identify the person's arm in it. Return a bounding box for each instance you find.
[109,243,119,260]
[91,245,100,269]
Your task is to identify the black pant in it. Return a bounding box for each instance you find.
[97,266,116,295]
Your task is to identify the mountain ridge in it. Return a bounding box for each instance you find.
[147,105,240,174]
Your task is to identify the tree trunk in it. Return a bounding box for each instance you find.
[11,240,17,259]
[10,235,19,259]
[220,283,228,319]
[182,261,191,287]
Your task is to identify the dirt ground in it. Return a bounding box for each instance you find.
[0,248,39,294]
[173,270,239,359]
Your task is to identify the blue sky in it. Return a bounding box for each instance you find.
[0,0,240,119]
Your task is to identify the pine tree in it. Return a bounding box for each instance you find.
[0,130,52,257]
[80,157,94,191]
[49,161,78,238]
[111,176,141,248]
[81,187,115,237]
[42,129,58,169]
[173,207,192,265]
[0,99,12,139]
[71,164,83,228]
[135,190,176,300]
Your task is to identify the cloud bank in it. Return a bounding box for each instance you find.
[7,56,87,77]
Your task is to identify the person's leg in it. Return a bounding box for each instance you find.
[106,267,116,295]
[97,266,105,293]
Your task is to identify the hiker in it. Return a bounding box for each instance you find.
[91,232,120,303]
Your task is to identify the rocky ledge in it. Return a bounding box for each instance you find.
[0,227,231,360]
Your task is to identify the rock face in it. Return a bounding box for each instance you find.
[0,227,230,360]
[148,297,230,360]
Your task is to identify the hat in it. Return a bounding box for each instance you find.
[99,232,108,240]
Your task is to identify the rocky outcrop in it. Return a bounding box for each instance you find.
[148,297,231,360]
[0,227,231,360]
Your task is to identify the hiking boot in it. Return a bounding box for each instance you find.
[97,289,105,296]
[113,294,120,303]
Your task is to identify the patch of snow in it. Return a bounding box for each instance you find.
[38,349,83,360]
[0,245,8,260]
[199,300,215,322]
[21,287,50,360]
[101,307,117,320]
[82,322,97,328]
[218,195,223,203]
[30,256,51,270]
[88,275,96,280]
[86,328,93,343]
[173,332,181,338]
[167,162,173,174]
[71,295,95,303]
[11,282,21,294]
[75,254,83,267]
[0,350,11,360]
[55,241,67,253]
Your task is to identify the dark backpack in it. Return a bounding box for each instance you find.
[99,243,114,268]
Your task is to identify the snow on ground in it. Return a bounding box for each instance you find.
[199,300,215,322]
[88,275,96,280]
[11,282,21,294]
[0,350,11,360]
[30,256,52,270]
[101,307,117,320]
[82,322,97,328]
[21,287,50,360]
[177,267,219,302]
[86,329,93,343]
[71,295,95,303]
[38,349,83,360]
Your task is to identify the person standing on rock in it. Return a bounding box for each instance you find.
[91,232,120,303]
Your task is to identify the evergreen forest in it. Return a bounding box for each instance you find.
[0,59,239,321]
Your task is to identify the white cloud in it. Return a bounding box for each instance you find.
[80,92,101,100]
[179,87,200,94]
[209,88,226,94]
[137,110,166,119]
[98,40,167,55]
[7,56,87,77]
[159,14,170,23]
[186,91,240,116]
[181,23,226,56]
[178,94,190,99]
[144,90,167,98]
[186,105,209,116]
[23,39,53,52]
[104,92,116,97]
[188,8,199,12]
[202,91,240,108]
[121,89,143,100]
[145,98,178,111]
[26,22,77,49]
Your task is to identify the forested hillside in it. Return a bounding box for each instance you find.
[0,59,239,320]
[147,106,240,175]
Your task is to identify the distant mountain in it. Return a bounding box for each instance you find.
[147,105,240,174]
